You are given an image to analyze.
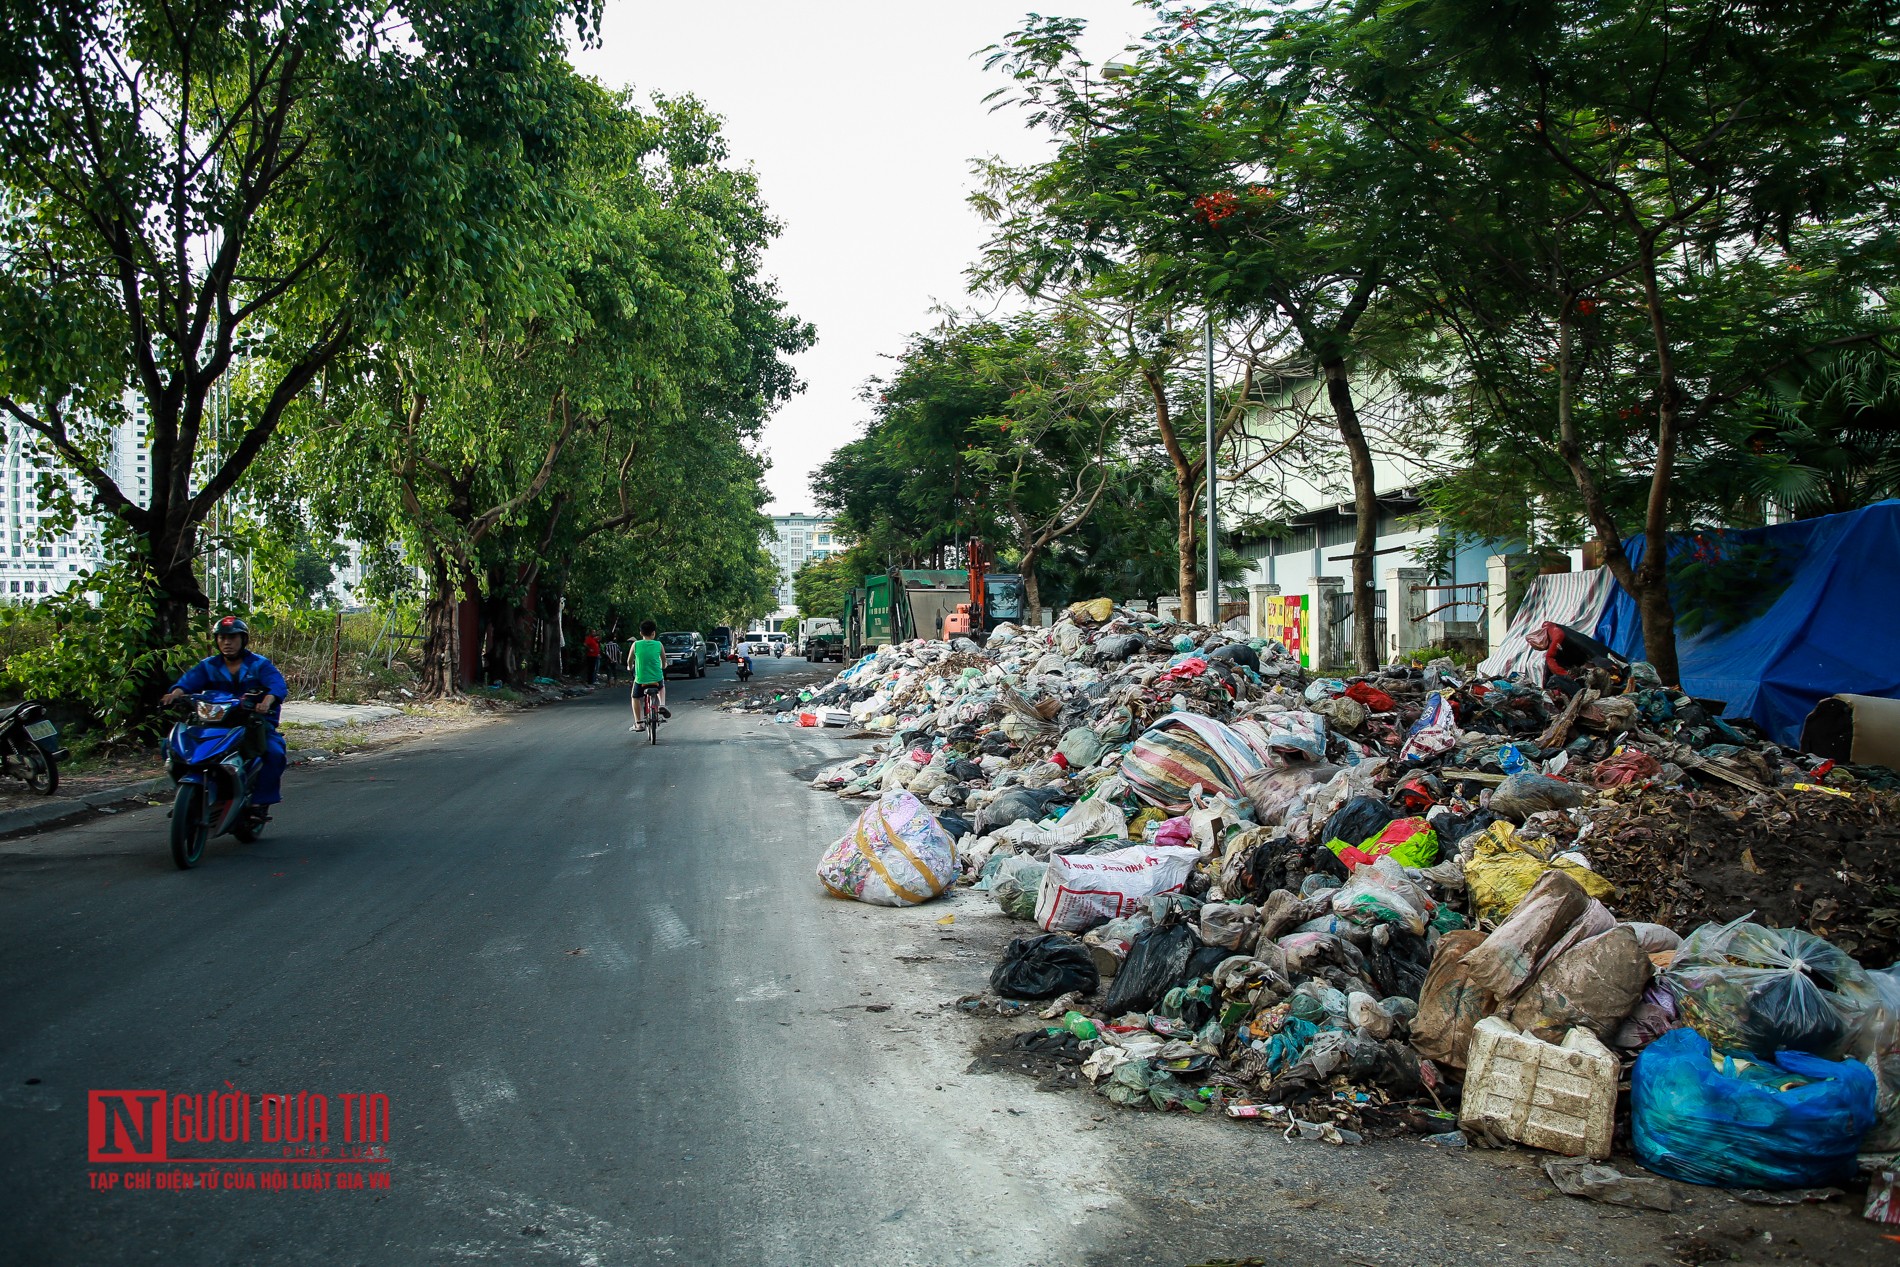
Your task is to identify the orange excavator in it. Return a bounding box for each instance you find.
[941,538,989,641]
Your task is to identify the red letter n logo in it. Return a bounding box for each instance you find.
[89,1091,167,1162]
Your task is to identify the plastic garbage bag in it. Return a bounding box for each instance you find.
[816,790,958,906]
[1400,692,1458,761]
[1199,903,1259,951]
[990,933,1101,999]
[992,854,1048,920]
[1330,857,1435,936]
[1664,915,1873,1059]
[1067,597,1114,624]
[1412,930,1494,1069]
[1101,921,1201,1015]
[1507,924,1651,1044]
[1334,816,1439,871]
[1321,797,1393,855]
[1632,1027,1877,1189]
[975,787,1059,835]
[1035,845,1201,932]
[1464,869,1613,1002]
[1465,821,1617,923]
[1083,914,1152,977]
[1244,763,1341,827]
[1489,772,1590,820]
[1056,726,1106,768]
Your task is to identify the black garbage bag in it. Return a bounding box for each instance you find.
[1235,836,1347,903]
[947,759,985,782]
[990,934,1100,1000]
[1093,633,1144,663]
[1204,643,1261,672]
[1433,808,1500,850]
[1322,796,1394,851]
[1365,929,1433,1002]
[979,731,1016,756]
[976,787,1060,835]
[1101,922,1200,1015]
[934,811,973,841]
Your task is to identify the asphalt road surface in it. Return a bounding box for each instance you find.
[3,657,1891,1267]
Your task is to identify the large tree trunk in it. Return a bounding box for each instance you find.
[1020,545,1043,626]
[1322,361,1380,672]
[418,558,462,701]
[1636,254,1684,687]
[1176,479,1199,624]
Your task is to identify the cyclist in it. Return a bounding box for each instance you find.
[629,620,671,731]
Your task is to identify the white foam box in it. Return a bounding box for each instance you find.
[1459,1016,1617,1159]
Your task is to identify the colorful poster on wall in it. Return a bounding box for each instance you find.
[1263,594,1310,667]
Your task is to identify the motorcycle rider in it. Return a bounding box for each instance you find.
[160,616,288,823]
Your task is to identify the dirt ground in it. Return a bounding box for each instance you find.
[1586,785,1900,968]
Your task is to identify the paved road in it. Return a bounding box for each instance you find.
[0,660,1123,1266]
[5,659,1889,1267]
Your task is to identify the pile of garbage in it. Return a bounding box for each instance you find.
[799,601,1900,1212]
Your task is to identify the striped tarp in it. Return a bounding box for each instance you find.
[1123,712,1277,812]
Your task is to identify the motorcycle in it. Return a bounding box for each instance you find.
[0,700,67,795]
[773,642,784,658]
[736,657,754,683]
[164,691,272,869]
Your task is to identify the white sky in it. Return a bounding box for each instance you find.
[568,1,1157,514]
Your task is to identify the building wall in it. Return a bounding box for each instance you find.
[764,513,836,617]
[0,401,151,601]
[1223,373,1513,664]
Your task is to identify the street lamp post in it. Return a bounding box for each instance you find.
[1204,312,1218,625]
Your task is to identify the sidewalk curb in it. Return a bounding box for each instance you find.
[0,749,339,840]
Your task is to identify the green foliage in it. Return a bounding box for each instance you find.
[794,550,868,624]
[0,550,197,733]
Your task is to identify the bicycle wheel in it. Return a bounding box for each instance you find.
[170,783,209,869]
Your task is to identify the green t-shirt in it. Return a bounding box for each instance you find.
[631,637,665,684]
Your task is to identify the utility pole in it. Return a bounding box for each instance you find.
[1204,312,1219,624]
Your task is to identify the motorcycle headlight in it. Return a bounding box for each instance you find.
[195,701,229,723]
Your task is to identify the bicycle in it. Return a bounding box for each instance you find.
[633,682,663,745]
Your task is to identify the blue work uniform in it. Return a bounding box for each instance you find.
[170,650,290,806]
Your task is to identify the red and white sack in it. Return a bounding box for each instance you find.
[1035,845,1202,932]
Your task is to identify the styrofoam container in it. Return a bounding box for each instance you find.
[1460,1016,1617,1159]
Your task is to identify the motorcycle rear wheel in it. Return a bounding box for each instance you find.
[9,731,57,795]
[170,783,209,869]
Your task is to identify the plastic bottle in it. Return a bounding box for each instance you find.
[1062,1011,1099,1040]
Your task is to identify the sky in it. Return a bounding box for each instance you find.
[568,1,1158,515]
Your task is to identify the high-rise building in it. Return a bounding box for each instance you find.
[0,397,151,601]
[764,512,836,618]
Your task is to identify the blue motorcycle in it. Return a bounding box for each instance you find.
[165,691,272,869]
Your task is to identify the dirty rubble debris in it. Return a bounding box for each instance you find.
[736,601,1900,1223]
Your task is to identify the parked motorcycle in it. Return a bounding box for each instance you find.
[0,701,67,795]
[164,691,271,869]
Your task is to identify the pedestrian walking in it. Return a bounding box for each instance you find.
[583,630,601,684]
[601,635,622,682]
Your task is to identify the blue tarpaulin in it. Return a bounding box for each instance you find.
[1591,501,1900,748]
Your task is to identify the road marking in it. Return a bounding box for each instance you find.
[448,1066,518,1126]
[649,905,698,951]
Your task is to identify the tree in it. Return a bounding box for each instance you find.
[0,0,598,713]
[794,551,862,625]
[1330,0,1900,682]
[274,87,806,694]
[980,9,1423,663]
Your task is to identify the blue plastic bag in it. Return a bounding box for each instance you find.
[1632,1027,1876,1189]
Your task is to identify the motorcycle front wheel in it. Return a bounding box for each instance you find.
[170,783,209,869]
[9,731,57,795]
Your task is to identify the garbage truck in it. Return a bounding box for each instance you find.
[843,567,1026,660]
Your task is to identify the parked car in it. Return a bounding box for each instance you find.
[659,631,706,678]
[712,634,734,662]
